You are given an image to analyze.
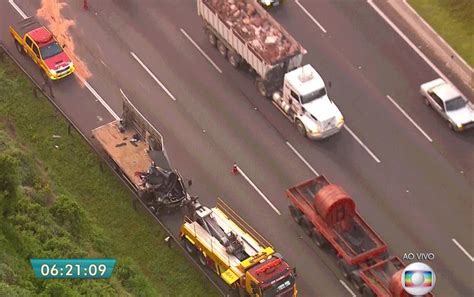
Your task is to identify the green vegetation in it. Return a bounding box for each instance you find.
[0,53,217,296]
[408,0,474,67]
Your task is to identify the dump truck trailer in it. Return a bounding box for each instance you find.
[197,0,344,139]
[92,94,189,215]
[181,198,297,296]
[286,176,434,297]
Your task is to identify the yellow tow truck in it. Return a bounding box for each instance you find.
[181,198,297,296]
[9,16,74,80]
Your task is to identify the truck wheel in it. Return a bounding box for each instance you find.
[338,259,356,281]
[311,230,327,248]
[256,78,269,98]
[295,119,307,137]
[448,122,455,131]
[227,51,241,68]
[288,205,303,225]
[423,97,430,107]
[207,32,217,47]
[198,251,207,266]
[183,238,196,255]
[15,41,24,55]
[217,41,227,57]
[351,272,364,292]
[361,285,375,297]
[300,217,313,236]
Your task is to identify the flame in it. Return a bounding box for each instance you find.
[37,0,91,80]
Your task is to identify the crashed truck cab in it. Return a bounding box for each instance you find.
[273,64,344,139]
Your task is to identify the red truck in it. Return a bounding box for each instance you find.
[286,176,433,297]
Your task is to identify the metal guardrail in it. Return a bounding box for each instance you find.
[0,43,227,297]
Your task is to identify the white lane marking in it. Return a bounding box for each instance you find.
[452,238,474,262]
[180,28,222,74]
[130,51,177,101]
[339,280,356,297]
[367,0,466,97]
[9,0,28,19]
[344,125,381,163]
[78,77,120,120]
[286,141,319,176]
[386,95,433,142]
[294,0,327,33]
[236,165,281,215]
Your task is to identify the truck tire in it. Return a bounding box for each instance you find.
[300,216,313,236]
[423,96,430,107]
[14,41,25,55]
[361,285,375,297]
[227,51,241,68]
[182,237,196,255]
[351,272,364,292]
[338,259,356,281]
[198,251,207,266]
[448,121,455,131]
[288,205,303,225]
[311,229,327,248]
[207,31,217,47]
[217,40,227,57]
[256,78,269,98]
[295,119,307,137]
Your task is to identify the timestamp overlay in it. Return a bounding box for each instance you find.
[30,259,116,279]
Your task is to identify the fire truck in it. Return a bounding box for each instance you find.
[9,17,74,80]
[181,198,297,296]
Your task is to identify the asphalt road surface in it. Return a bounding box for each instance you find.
[1,0,472,296]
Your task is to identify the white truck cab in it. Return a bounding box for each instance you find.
[273,64,344,139]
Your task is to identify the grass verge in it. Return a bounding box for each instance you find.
[408,0,474,67]
[0,52,217,296]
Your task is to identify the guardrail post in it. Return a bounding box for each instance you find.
[68,124,72,135]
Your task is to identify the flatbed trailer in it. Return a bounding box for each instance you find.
[286,176,388,264]
[197,0,305,96]
[181,198,297,296]
[92,95,188,214]
[286,176,436,296]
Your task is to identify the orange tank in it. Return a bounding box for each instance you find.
[389,269,411,297]
[314,184,355,226]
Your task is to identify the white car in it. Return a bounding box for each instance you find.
[420,78,474,131]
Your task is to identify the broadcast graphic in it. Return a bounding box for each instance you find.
[402,262,436,296]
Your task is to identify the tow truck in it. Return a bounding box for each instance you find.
[9,16,74,80]
[181,198,297,296]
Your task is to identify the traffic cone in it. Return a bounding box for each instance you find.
[231,163,239,175]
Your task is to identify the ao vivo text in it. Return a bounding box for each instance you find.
[402,252,435,261]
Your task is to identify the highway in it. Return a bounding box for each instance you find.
[1,0,472,296]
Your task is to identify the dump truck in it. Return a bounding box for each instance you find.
[9,16,74,80]
[92,93,190,215]
[286,176,434,297]
[197,0,344,139]
[181,198,297,296]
